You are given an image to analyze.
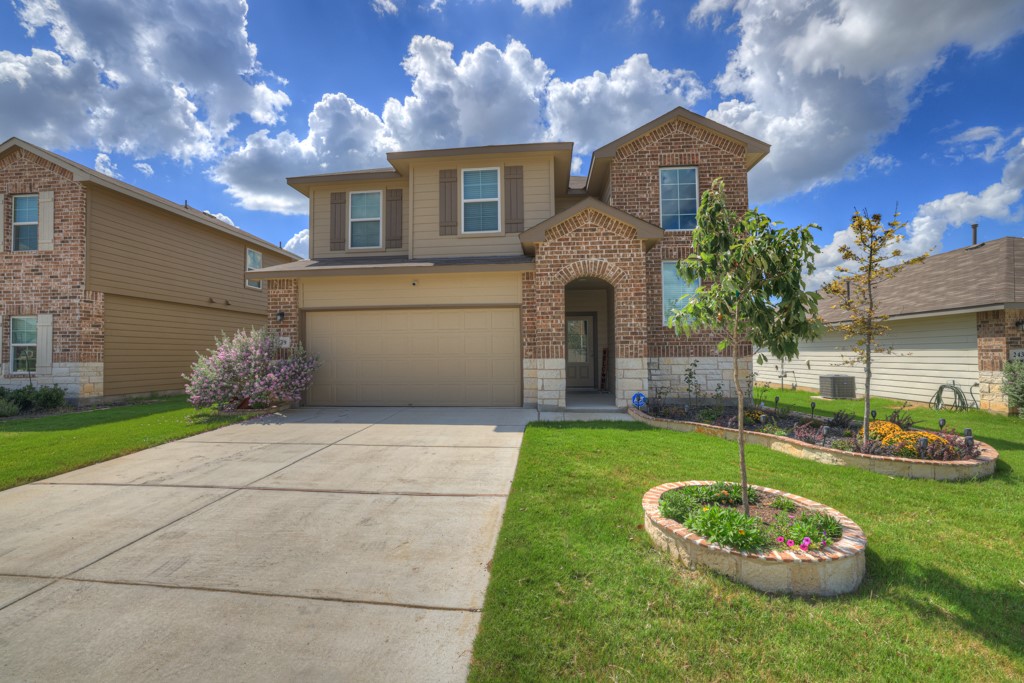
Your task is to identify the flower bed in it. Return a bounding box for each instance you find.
[629,408,998,481]
[643,481,866,596]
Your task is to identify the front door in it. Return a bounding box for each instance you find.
[566,314,596,388]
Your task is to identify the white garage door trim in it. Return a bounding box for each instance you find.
[304,306,522,407]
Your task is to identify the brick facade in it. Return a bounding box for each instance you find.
[977,309,1024,413]
[0,148,104,400]
[266,278,301,348]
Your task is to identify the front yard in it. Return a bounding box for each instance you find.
[470,406,1024,681]
[0,396,248,491]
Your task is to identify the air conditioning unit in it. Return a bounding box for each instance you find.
[820,375,856,399]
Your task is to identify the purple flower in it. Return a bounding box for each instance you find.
[786,540,795,547]
[776,536,785,543]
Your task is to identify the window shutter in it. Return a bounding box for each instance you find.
[330,192,347,251]
[0,193,5,251]
[439,169,458,235]
[385,189,403,248]
[38,190,54,251]
[36,313,53,374]
[503,165,524,233]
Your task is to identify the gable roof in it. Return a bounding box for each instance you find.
[820,236,1023,323]
[583,107,771,196]
[519,197,663,255]
[0,137,296,260]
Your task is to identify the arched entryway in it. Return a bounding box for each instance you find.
[564,276,616,410]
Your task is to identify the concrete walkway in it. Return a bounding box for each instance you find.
[0,406,533,682]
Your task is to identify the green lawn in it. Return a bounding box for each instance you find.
[0,396,248,491]
[470,403,1024,681]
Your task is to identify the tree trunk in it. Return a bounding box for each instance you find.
[733,311,749,517]
[862,341,872,449]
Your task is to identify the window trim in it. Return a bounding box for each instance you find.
[12,193,40,252]
[461,167,502,234]
[10,315,38,374]
[245,248,263,290]
[348,190,384,250]
[658,166,699,232]
[661,261,699,326]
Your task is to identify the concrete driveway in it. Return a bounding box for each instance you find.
[0,406,532,682]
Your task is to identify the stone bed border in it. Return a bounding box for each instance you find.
[628,407,998,481]
[643,481,866,596]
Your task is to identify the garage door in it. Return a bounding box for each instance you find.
[305,307,521,406]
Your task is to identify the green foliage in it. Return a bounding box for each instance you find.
[1002,360,1024,411]
[660,483,761,522]
[827,409,857,430]
[0,385,67,413]
[886,401,917,429]
[770,496,797,513]
[667,178,822,515]
[683,505,770,552]
[696,406,722,423]
[830,437,858,452]
[0,399,20,418]
[760,424,788,436]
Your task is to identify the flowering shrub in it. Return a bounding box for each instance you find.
[791,421,824,445]
[858,421,979,460]
[184,327,319,410]
[683,505,769,552]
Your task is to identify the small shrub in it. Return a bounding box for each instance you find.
[760,424,788,436]
[770,496,796,513]
[684,506,769,552]
[696,406,721,423]
[32,385,67,411]
[827,409,857,430]
[886,402,917,430]
[659,487,702,522]
[769,511,843,552]
[791,421,823,445]
[1003,360,1024,411]
[659,483,760,521]
[830,437,858,452]
[184,327,320,410]
[0,398,20,418]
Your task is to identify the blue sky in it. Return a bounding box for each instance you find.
[2,0,1022,286]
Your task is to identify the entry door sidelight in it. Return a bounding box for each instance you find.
[566,315,596,388]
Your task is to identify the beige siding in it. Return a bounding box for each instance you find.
[300,272,522,308]
[309,179,410,259]
[306,308,521,406]
[86,187,290,316]
[103,294,265,397]
[753,314,980,403]
[411,153,553,258]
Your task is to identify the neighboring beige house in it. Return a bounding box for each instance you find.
[0,138,297,403]
[755,236,1024,413]
[252,107,770,409]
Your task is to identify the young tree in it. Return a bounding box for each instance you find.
[671,178,822,516]
[821,210,926,448]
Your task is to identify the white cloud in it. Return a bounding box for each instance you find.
[372,0,398,15]
[807,130,1024,288]
[942,125,1023,163]
[515,0,571,14]
[211,212,235,226]
[628,0,643,20]
[285,228,310,258]
[545,53,707,154]
[0,0,289,160]
[692,0,1024,203]
[93,152,118,177]
[214,37,702,214]
[133,162,154,177]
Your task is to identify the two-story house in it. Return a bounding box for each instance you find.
[0,138,296,403]
[252,107,769,410]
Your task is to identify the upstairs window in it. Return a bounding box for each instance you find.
[13,195,39,251]
[245,248,263,290]
[662,261,699,326]
[659,167,698,231]
[462,168,500,233]
[349,191,382,249]
[10,316,37,373]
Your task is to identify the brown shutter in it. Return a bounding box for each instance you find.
[330,192,347,251]
[385,189,403,248]
[503,165,524,233]
[439,169,458,235]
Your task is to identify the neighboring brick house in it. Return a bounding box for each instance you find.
[0,138,297,403]
[755,236,1024,414]
[252,107,769,410]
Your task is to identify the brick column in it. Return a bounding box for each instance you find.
[267,278,300,348]
[978,309,1024,414]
